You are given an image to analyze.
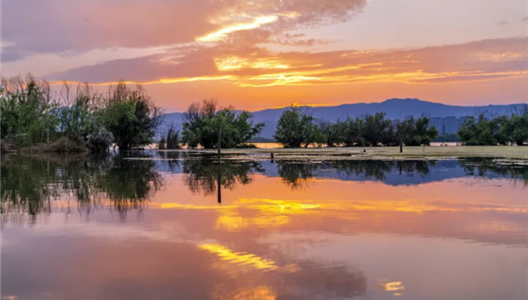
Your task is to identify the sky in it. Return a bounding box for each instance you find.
[1,0,527,111]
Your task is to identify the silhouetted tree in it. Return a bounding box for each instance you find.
[182,99,263,148]
[274,106,317,148]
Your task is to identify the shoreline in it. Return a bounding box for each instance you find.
[156,146,528,162]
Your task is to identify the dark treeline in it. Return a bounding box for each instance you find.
[3,75,527,152]
[1,74,161,152]
[458,112,528,146]
[274,106,438,150]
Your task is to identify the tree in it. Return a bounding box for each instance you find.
[362,112,393,146]
[57,82,113,152]
[165,125,181,149]
[274,105,316,148]
[316,120,344,147]
[503,110,528,145]
[458,114,508,146]
[0,74,58,147]
[342,117,366,147]
[181,99,263,148]
[405,116,438,146]
[102,83,162,150]
[395,118,415,153]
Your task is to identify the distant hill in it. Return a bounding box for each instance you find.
[159,98,526,139]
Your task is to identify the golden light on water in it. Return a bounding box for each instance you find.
[380,280,405,297]
[198,243,278,271]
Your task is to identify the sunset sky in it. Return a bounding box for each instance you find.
[2,0,527,111]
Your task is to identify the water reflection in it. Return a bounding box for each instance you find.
[181,158,263,197]
[1,153,162,224]
[2,153,527,223]
[1,152,527,300]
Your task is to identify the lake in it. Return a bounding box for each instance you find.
[1,152,527,300]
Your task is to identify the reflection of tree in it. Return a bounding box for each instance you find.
[460,158,528,184]
[97,154,163,214]
[277,161,319,189]
[1,152,163,223]
[277,160,433,188]
[182,158,263,196]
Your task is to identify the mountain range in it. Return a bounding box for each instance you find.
[159,98,526,139]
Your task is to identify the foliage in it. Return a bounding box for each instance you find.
[342,117,366,147]
[58,82,113,151]
[315,120,344,147]
[1,75,162,153]
[182,159,262,196]
[165,125,181,149]
[275,110,438,150]
[181,99,264,148]
[503,110,528,145]
[362,112,395,146]
[0,75,58,147]
[102,83,162,150]
[457,113,527,145]
[274,106,317,148]
[403,116,438,146]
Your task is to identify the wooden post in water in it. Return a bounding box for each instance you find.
[217,125,221,162]
[217,166,222,204]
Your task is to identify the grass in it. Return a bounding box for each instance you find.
[164,145,528,161]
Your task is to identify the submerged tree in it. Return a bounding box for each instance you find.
[181,99,263,148]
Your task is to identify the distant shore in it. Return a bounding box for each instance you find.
[158,145,528,162]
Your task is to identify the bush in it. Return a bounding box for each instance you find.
[87,128,114,152]
[0,75,58,147]
[49,137,90,153]
[182,99,263,148]
[102,83,162,150]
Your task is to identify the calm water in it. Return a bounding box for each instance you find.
[1,153,527,300]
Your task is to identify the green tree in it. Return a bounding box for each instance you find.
[405,116,438,146]
[274,106,317,148]
[342,117,366,147]
[58,82,113,152]
[102,83,162,150]
[182,99,263,149]
[165,125,181,149]
[458,114,508,146]
[395,118,415,152]
[362,112,393,146]
[504,110,528,145]
[0,75,58,147]
[316,120,344,147]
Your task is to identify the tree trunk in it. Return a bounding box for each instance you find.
[399,138,403,153]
